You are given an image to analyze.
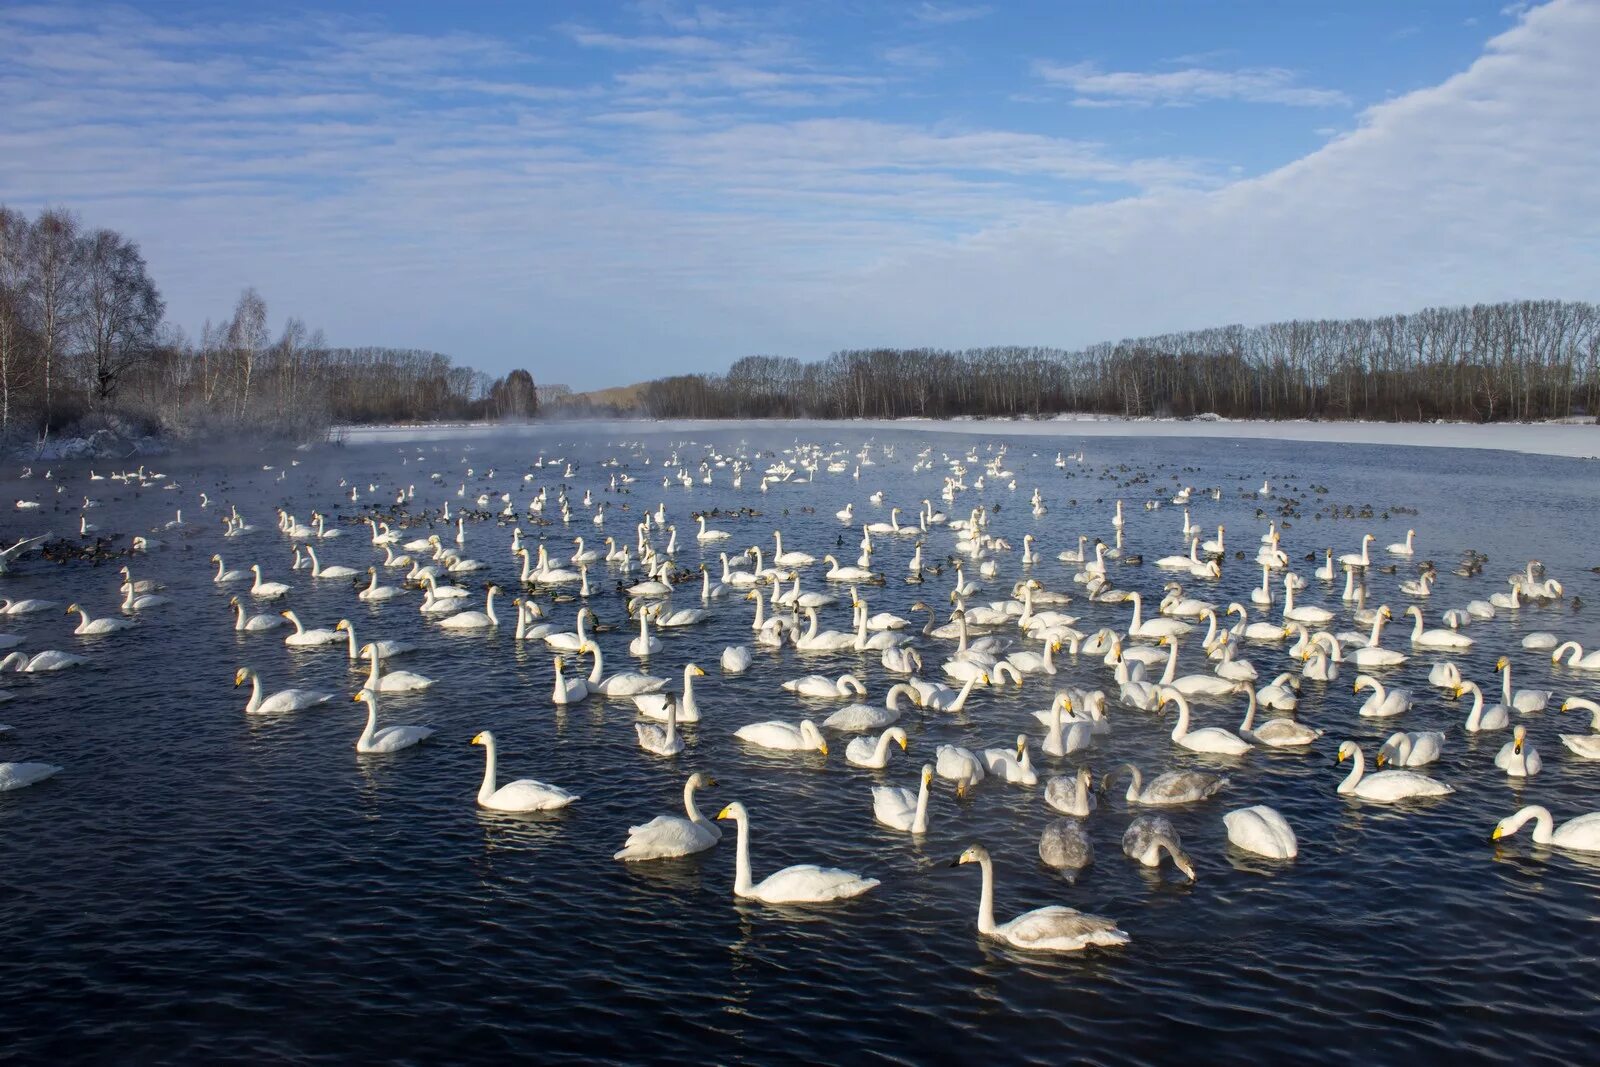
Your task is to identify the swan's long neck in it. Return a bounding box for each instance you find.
[1169,693,1191,741]
[1338,748,1365,793]
[587,643,604,684]
[1125,765,1143,801]
[1046,699,1063,746]
[1411,611,1424,641]
[683,778,706,825]
[484,588,498,625]
[912,775,930,833]
[950,674,978,711]
[1239,688,1258,732]
[975,854,997,934]
[478,738,498,803]
[1506,805,1555,843]
[732,813,754,896]
[245,673,263,712]
[214,557,226,581]
[1159,643,1178,685]
[1128,593,1143,632]
[1465,684,1484,727]
[234,602,247,631]
[365,652,382,689]
[1501,667,1513,704]
[343,624,359,659]
[358,694,379,747]
[681,667,698,715]
[875,732,895,762]
[886,683,915,711]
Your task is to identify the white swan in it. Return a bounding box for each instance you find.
[1335,741,1452,802]
[472,730,578,811]
[1105,763,1228,806]
[1042,695,1095,756]
[281,610,341,648]
[358,567,403,602]
[67,602,135,635]
[847,725,909,768]
[438,585,500,630]
[361,646,434,692]
[949,843,1128,953]
[1386,529,1416,556]
[1551,641,1600,670]
[872,764,933,832]
[782,672,867,699]
[981,735,1038,786]
[633,663,704,722]
[1159,687,1251,755]
[1354,674,1412,718]
[0,761,62,791]
[1377,730,1445,767]
[1455,680,1510,732]
[1237,686,1321,747]
[579,642,665,697]
[635,695,683,756]
[716,801,878,903]
[721,645,753,673]
[1405,606,1472,649]
[234,667,330,714]
[734,718,826,755]
[824,684,919,732]
[1493,724,1542,777]
[333,620,414,661]
[1558,697,1600,758]
[1496,657,1550,713]
[614,773,720,860]
[628,608,662,656]
[1122,815,1197,880]
[1492,805,1600,853]
[1044,767,1097,816]
[249,564,290,599]
[550,656,589,705]
[211,554,250,583]
[935,744,986,793]
[304,545,359,579]
[353,690,432,753]
[230,596,285,631]
[1223,806,1298,859]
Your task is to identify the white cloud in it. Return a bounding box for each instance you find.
[909,3,992,25]
[1035,61,1351,108]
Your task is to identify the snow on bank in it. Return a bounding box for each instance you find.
[9,429,167,461]
[334,415,1599,460]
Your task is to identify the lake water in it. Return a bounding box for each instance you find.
[1,425,1597,1065]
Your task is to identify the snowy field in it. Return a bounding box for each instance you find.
[334,415,1599,460]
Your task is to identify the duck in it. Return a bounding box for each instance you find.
[734,718,826,755]
[353,690,433,753]
[872,764,934,833]
[234,666,331,714]
[1121,815,1197,880]
[472,731,578,811]
[1376,730,1446,767]
[1104,763,1228,806]
[633,663,704,722]
[949,843,1128,952]
[1455,680,1511,732]
[1493,724,1541,777]
[1492,805,1600,853]
[1159,687,1252,755]
[1496,657,1550,713]
[716,802,878,903]
[1334,741,1452,802]
[1223,806,1298,859]
[1558,697,1600,758]
[614,773,720,860]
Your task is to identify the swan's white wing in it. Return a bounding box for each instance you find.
[489,779,578,812]
[998,907,1129,951]
[754,865,878,903]
[870,786,916,828]
[614,815,713,859]
[0,761,62,791]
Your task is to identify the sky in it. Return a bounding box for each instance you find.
[2,0,1597,391]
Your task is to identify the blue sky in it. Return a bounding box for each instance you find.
[2,1,1596,390]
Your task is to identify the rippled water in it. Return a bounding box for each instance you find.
[2,426,1597,1065]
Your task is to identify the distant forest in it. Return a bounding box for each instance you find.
[0,205,538,443]
[616,300,1600,423]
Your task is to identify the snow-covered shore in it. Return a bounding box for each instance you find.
[333,414,1599,460]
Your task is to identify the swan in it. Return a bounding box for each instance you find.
[1039,820,1094,874]
[881,646,921,674]
[438,585,500,629]
[949,843,1128,952]
[872,763,933,832]
[1387,529,1416,556]
[628,609,662,656]
[921,673,986,713]
[0,649,85,672]
[1042,695,1095,757]
[1493,724,1542,777]
[211,555,250,583]
[1354,674,1412,718]
[822,554,875,583]
[1044,767,1097,816]
[361,646,434,692]
[67,603,135,635]
[1339,533,1376,568]
[634,664,704,722]
[234,667,331,714]
[1551,641,1600,670]
[1122,816,1197,880]
[580,642,666,696]
[1335,741,1452,801]
[782,673,867,699]
[358,567,404,602]
[1455,680,1510,732]
[1159,688,1251,755]
[0,760,62,791]
[334,620,414,661]
[770,530,816,569]
[249,565,290,599]
[635,695,683,756]
[717,801,878,903]
[654,603,712,628]
[721,645,753,673]
[472,730,578,811]
[1429,660,1463,690]
[230,596,286,631]
[542,608,594,653]
[935,744,986,793]
[304,545,359,579]
[1494,657,1550,713]
[1257,672,1299,712]
[1405,606,1472,649]
[1126,592,1190,639]
[847,726,908,768]
[981,735,1038,786]
[353,690,433,753]
[824,685,919,732]
[281,610,341,648]
[550,656,589,705]
[1281,578,1333,625]
[1345,606,1408,667]
[1558,698,1600,758]
[1369,734,1442,776]
[1314,550,1336,582]
[1237,686,1321,746]
[1492,805,1600,853]
[119,577,168,613]
[614,773,720,860]
[1105,763,1228,806]
[734,718,826,755]
[1521,632,1557,651]
[1223,806,1297,859]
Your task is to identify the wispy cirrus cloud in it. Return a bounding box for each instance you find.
[909,3,992,25]
[1035,61,1351,108]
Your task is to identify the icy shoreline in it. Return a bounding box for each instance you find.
[332,414,1599,460]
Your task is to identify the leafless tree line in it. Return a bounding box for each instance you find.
[634,301,1600,423]
[0,205,537,440]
